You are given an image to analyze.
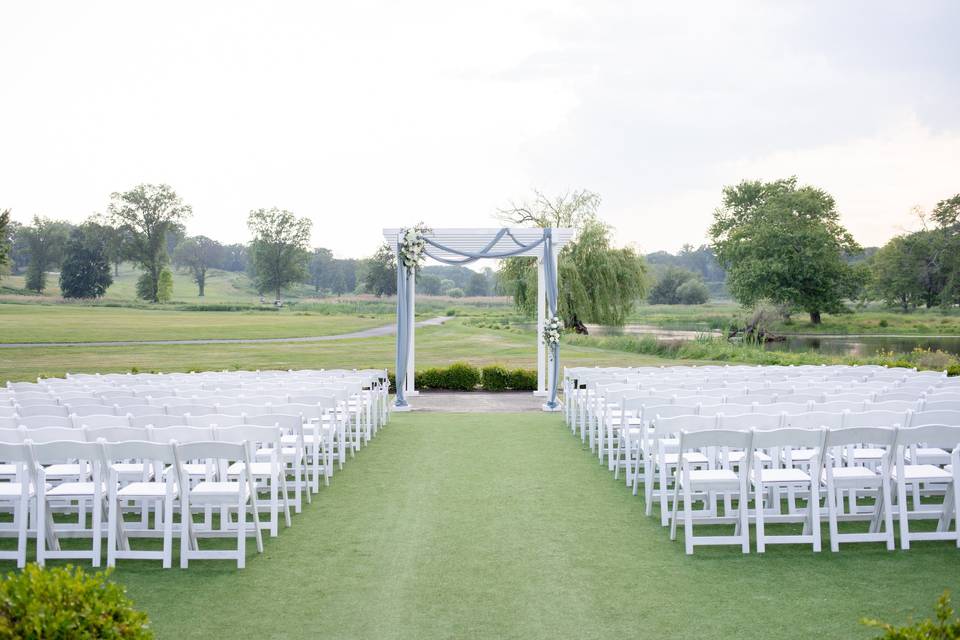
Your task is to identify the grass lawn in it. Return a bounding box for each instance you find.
[0,304,390,343]
[629,302,960,336]
[16,411,952,639]
[0,322,681,382]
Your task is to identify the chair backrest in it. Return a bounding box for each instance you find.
[0,416,18,429]
[782,411,845,429]
[75,414,131,429]
[149,425,214,444]
[173,441,250,484]
[921,399,960,413]
[817,400,865,413]
[238,395,287,405]
[867,400,920,413]
[0,427,24,443]
[763,402,812,414]
[873,391,925,403]
[640,404,698,422]
[215,424,281,458]
[218,404,274,417]
[752,426,827,451]
[129,414,182,428]
[100,439,177,465]
[17,414,75,429]
[185,413,243,428]
[66,404,116,417]
[679,428,753,453]
[652,414,716,438]
[22,426,82,443]
[27,439,102,466]
[842,410,907,429]
[824,426,896,449]
[908,409,960,428]
[85,425,150,443]
[699,403,755,417]
[894,424,960,449]
[717,412,783,431]
[115,404,157,417]
[0,441,31,465]
[0,406,16,418]
[164,404,217,417]
[15,405,69,417]
[272,402,332,422]
[620,396,675,414]
[243,413,302,432]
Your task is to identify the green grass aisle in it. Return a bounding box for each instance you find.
[110,412,959,639]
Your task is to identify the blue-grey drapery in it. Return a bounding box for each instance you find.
[393,228,560,409]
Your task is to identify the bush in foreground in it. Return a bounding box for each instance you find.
[0,564,153,639]
[862,590,960,639]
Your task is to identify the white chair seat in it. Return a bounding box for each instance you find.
[190,481,250,504]
[906,448,951,466]
[891,464,953,483]
[661,452,709,465]
[164,463,208,478]
[821,466,878,486]
[681,469,740,490]
[47,481,100,497]
[0,463,16,477]
[256,446,297,461]
[44,463,89,477]
[118,482,177,498]
[781,448,816,463]
[753,468,811,484]
[0,483,35,497]
[844,448,884,462]
[112,463,152,479]
[226,461,275,477]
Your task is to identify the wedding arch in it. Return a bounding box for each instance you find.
[383,227,575,412]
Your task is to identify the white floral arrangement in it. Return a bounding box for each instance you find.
[398,224,429,270]
[543,313,564,347]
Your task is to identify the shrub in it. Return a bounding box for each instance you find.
[446,287,464,298]
[481,365,510,391]
[948,364,960,377]
[443,361,480,390]
[415,367,447,390]
[862,590,960,638]
[507,368,538,391]
[676,279,710,305]
[0,564,153,639]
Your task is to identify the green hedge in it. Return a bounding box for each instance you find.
[387,363,538,392]
[0,564,153,639]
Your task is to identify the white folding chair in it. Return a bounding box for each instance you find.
[0,442,35,567]
[174,440,263,569]
[670,429,753,554]
[216,425,291,537]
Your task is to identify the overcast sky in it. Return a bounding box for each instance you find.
[1,1,958,258]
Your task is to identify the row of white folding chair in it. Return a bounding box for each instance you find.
[667,424,959,554]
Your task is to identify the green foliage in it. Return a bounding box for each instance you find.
[466,271,489,296]
[676,278,709,304]
[931,194,960,227]
[21,215,71,293]
[862,591,960,639]
[710,177,864,323]
[247,207,312,301]
[649,266,708,304]
[0,209,10,280]
[506,367,537,391]
[362,243,397,297]
[0,564,153,639]
[480,365,509,391]
[441,361,480,391]
[307,247,333,293]
[109,184,191,303]
[59,224,114,298]
[498,191,649,327]
[447,287,464,298]
[418,273,442,295]
[173,236,223,297]
[136,267,173,303]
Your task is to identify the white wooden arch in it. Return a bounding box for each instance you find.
[383,227,575,409]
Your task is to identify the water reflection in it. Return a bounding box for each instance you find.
[585,324,960,358]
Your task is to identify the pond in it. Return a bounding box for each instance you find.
[585,324,960,358]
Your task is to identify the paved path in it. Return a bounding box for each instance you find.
[0,316,451,349]
[402,391,549,412]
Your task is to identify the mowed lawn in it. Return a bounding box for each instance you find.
[62,412,960,639]
[0,322,678,382]
[0,304,389,344]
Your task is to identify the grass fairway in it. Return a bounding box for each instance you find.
[0,304,389,343]
[84,411,959,639]
[0,323,676,382]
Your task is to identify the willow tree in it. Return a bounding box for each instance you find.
[497,190,649,326]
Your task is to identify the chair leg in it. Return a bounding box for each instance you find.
[237,500,246,570]
[810,484,821,552]
[180,497,191,569]
[755,483,766,553]
[827,482,840,553]
[163,495,174,569]
[16,494,28,569]
[683,485,694,555]
[897,480,910,550]
[739,484,750,554]
[107,496,118,567]
[882,480,895,551]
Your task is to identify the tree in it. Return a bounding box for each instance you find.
[21,216,71,292]
[418,273,442,295]
[362,243,397,297]
[498,191,648,326]
[59,224,113,298]
[247,207,312,301]
[220,243,250,272]
[173,236,222,297]
[871,235,921,311]
[108,184,192,302]
[648,267,697,304]
[709,177,864,324]
[0,209,10,281]
[466,271,489,296]
[676,278,709,305]
[930,193,960,227]
[308,247,333,293]
[327,259,358,295]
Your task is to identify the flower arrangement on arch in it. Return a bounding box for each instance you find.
[543,313,564,347]
[398,223,429,270]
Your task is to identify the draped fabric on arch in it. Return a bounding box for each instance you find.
[394,227,560,409]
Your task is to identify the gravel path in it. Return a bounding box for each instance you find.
[0,316,451,349]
